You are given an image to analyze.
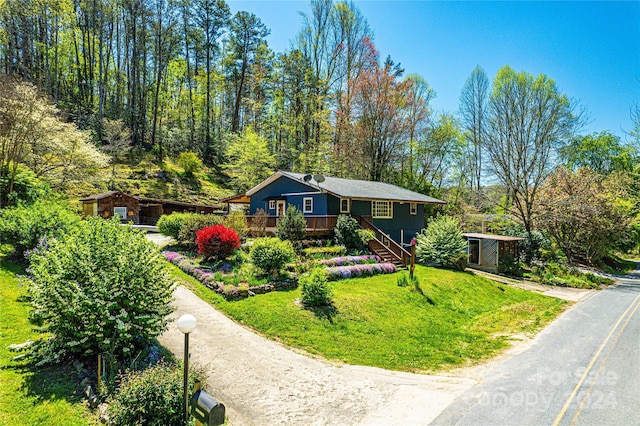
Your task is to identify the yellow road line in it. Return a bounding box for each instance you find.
[552,293,640,426]
[570,298,640,425]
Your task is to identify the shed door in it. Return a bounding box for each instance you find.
[276,200,286,217]
[469,239,480,264]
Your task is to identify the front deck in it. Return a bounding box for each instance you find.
[246,215,338,237]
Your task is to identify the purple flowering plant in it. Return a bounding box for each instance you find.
[318,254,381,267]
[324,262,396,280]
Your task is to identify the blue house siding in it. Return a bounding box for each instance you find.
[247,172,432,246]
[351,200,371,216]
[249,176,315,214]
[286,193,328,215]
[327,194,341,214]
[372,202,424,245]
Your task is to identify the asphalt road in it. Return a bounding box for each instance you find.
[432,271,640,426]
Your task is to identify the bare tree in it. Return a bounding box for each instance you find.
[484,65,578,234]
[459,65,489,197]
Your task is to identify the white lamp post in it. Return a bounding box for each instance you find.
[177,314,197,424]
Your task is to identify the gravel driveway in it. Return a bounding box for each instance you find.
[158,286,476,425]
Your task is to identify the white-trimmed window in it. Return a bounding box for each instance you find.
[340,198,350,213]
[372,201,392,219]
[269,200,276,210]
[410,203,417,215]
[114,207,127,220]
[303,197,313,213]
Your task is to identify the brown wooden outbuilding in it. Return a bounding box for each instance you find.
[80,191,140,223]
[463,233,524,273]
[80,191,219,225]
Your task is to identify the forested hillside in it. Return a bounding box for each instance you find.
[0,0,500,199]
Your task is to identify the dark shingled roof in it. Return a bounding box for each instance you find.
[249,171,446,204]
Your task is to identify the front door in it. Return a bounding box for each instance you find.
[276,200,286,217]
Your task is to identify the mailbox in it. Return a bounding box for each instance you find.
[191,389,225,426]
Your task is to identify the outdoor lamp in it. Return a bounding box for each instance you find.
[178,314,197,424]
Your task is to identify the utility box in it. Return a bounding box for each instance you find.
[191,390,225,426]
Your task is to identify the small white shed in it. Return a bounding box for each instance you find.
[463,233,524,273]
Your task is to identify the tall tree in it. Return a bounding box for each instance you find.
[226,11,269,134]
[224,127,275,191]
[459,65,489,196]
[331,1,373,176]
[192,0,229,158]
[352,55,410,181]
[484,65,578,234]
[295,0,341,171]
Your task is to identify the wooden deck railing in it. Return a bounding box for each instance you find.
[356,216,411,266]
[245,215,338,233]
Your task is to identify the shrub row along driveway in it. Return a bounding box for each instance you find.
[158,286,476,425]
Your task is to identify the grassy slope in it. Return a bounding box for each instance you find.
[170,263,567,373]
[0,257,96,426]
[66,156,234,208]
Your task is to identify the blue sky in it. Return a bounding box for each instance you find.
[228,1,640,139]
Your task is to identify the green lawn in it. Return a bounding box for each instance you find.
[171,264,568,372]
[0,257,96,426]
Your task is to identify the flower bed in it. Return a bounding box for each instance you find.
[318,254,381,267]
[324,262,397,280]
[163,251,296,300]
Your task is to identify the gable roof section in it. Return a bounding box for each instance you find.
[80,191,130,202]
[246,171,445,204]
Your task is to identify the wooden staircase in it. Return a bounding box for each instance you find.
[369,238,407,269]
[356,216,411,270]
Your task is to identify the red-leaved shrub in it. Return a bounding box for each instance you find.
[195,224,240,261]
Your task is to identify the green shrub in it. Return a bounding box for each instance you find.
[107,362,199,426]
[275,204,306,242]
[300,268,332,307]
[357,229,376,247]
[249,237,296,276]
[498,254,522,276]
[0,165,51,207]
[334,215,364,250]
[177,214,224,246]
[415,216,468,270]
[156,212,188,239]
[177,151,203,174]
[224,210,249,239]
[28,217,174,362]
[157,213,224,246]
[448,252,469,272]
[0,200,80,258]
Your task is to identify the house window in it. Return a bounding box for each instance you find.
[372,201,392,219]
[340,198,350,213]
[410,203,417,215]
[269,200,276,210]
[303,197,313,213]
[114,207,127,220]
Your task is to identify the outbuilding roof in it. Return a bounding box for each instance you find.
[79,191,132,201]
[463,233,525,242]
[247,171,446,204]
